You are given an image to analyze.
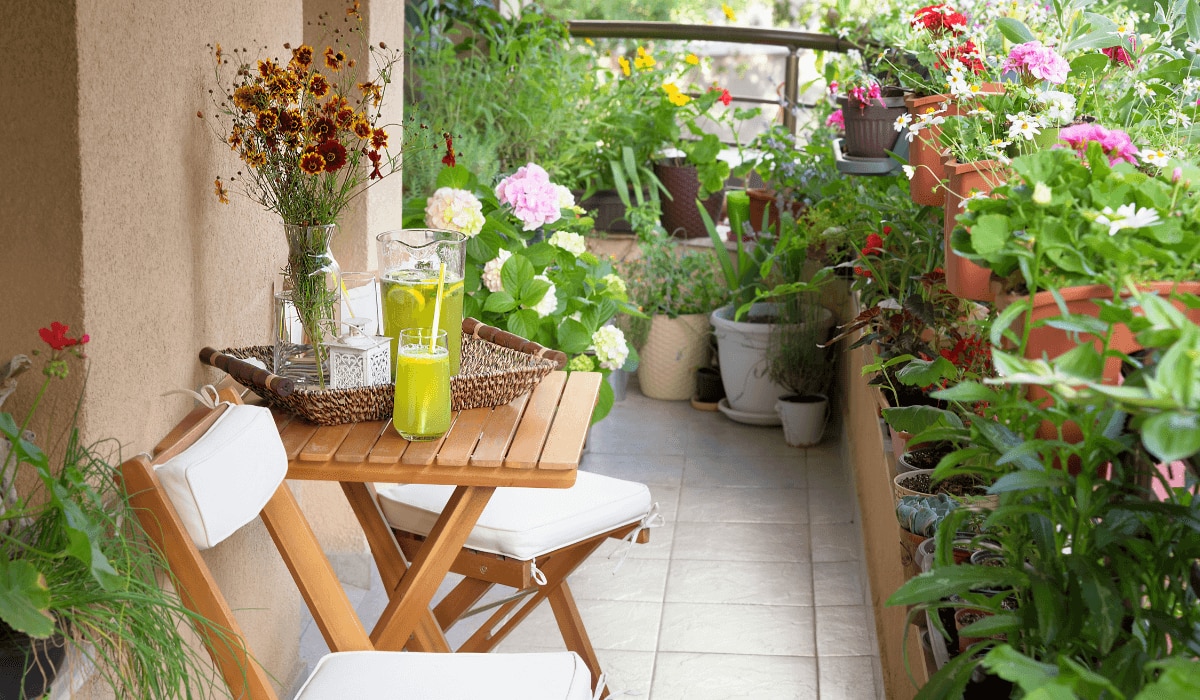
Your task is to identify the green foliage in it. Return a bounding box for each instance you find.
[618,231,729,347]
[404,1,595,196]
[895,494,959,538]
[767,293,836,396]
[954,147,1200,294]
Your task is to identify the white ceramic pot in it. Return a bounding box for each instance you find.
[775,394,828,447]
[710,303,834,417]
[637,313,711,400]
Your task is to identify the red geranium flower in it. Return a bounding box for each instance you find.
[864,233,884,255]
[854,265,872,279]
[39,322,89,351]
[912,4,966,35]
[718,88,732,106]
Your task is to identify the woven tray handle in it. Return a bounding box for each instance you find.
[462,318,568,369]
[199,347,295,398]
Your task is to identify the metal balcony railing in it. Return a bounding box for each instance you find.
[566,20,858,133]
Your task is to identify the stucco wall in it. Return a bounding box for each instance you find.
[3,0,407,696]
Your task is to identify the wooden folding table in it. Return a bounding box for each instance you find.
[274,370,602,654]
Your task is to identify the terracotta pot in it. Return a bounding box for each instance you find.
[943,157,1008,301]
[838,93,908,158]
[998,282,1200,452]
[890,429,912,462]
[905,85,1004,206]
[655,161,724,239]
[954,608,994,653]
[899,528,929,581]
[745,188,806,237]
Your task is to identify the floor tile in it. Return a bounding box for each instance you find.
[649,484,682,523]
[677,486,808,523]
[810,523,864,562]
[588,403,690,456]
[685,414,802,458]
[658,603,816,656]
[683,456,807,489]
[807,487,858,524]
[596,649,656,696]
[491,602,571,652]
[812,561,867,607]
[582,453,685,487]
[651,653,819,699]
[672,522,810,562]
[665,559,813,606]
[597,522,675,561]
[817,655,878,700]
[568,557,670,603]
[815,606,878,657]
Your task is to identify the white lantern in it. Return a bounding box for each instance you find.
[327,320,392,389]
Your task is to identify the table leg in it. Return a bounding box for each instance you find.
[368,484,496,651]
[340,481,452,652]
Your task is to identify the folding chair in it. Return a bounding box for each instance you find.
[372,472,659,691]
[121,396,594,700]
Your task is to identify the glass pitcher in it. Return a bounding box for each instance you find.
[376,229,467,375]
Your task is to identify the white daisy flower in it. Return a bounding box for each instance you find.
[894,113,913,132]
[1167,109,1192,127]
[959,191,988,209]
[1140,148,1169,167]
[1187,39,1200,54]
[1007,115,1042,142]
[1134,81,1155,101]
[1095,204,1160,236]
[902,165,916,180]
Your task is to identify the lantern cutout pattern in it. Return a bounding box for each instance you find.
[327,320,393,389]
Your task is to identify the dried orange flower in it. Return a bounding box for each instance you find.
[214,177,229,204]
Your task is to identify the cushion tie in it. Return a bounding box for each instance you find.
[608,502,664,574]
[163,384,222,409]
[529,559,549,586]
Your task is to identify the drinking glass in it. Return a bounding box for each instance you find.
[393,328,451,441]
[377,230,466,375]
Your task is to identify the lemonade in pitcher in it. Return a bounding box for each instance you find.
[382,269,464,374]
[393,328,451,441]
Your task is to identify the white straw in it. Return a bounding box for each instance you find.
[430,262,446,352]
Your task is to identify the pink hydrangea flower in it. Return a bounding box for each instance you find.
[1001,41,1069,84]
[1058,123,1139,165]
[495,163,563,231]
[826,108,845,130]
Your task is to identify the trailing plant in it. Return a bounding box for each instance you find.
[1,326,227,699]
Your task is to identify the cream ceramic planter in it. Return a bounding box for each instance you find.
[637,313,712,400]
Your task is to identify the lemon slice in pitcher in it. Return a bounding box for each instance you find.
[389,285,425,311]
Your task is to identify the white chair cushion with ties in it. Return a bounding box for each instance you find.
[154,401,287,550]
[375,471,652,560]
[295,650,594,700]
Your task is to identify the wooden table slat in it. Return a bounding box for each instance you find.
[436,408,492,467]
[469,393,530,468]
[538,372,603,470]
[299,424,354,462]
[280,420,320,461]
[272,412,292,431]
[504,372,568,469]
[401,412,458,465]
[369,421,410,464]
[335,421,388,463]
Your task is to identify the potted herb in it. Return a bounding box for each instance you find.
[1,327,216,699]
[769,293,837,446]
[620,231,729,401]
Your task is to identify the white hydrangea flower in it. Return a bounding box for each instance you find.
[548,231,587,256]
[591,326,629,371]
[481,249,512,293]
[554,184,576,209]
[425,187,484,237]
[529,275,558,317]
[1035,90,1076,126]
[601,273,627,297]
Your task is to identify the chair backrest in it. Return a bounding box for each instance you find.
[120,388,372,700]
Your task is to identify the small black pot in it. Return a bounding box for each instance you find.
[695,367,725,403]
[0,625,67,699]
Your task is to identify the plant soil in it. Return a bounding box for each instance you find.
[900,443,954,470]
[900,472,990,498]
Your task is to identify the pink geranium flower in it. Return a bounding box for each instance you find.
[1001,41,1069,85]
[826,108,845,130]
[1058,123,1139,165]
[495,163,563,231]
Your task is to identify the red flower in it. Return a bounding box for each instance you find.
[367,149,384,180]
[854,265,872,279]
[863,233,884,255]
[441,132,456,167]
[39,322,88,351]
[1102,41,1136,69]
[912,4,966,35]
[882,225,893,236]
[936,41,985,74]
[317,140,348,172]
[718,88,732,106]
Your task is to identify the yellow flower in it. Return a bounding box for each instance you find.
[685,54,700,66]
[634,47,656,70]
[663,82,691,106]
[722,3,737,21]
[584,38,594,46]
[618,55,631,76]
[213,178,229,204]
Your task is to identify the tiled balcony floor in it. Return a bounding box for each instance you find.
[296,379,884,699]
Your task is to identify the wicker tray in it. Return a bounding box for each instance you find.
[203,319,565,426]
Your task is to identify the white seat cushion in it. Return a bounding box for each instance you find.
[295,651,592,700]
[155,404,287,550]
[375,471,652,560]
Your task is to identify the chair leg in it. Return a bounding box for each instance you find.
[434,577,494,631]
[548,581,607,698]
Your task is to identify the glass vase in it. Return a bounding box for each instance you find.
[273,223,341,388]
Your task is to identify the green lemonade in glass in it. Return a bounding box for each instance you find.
[393,329,451,441]
[382,269,465,375]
